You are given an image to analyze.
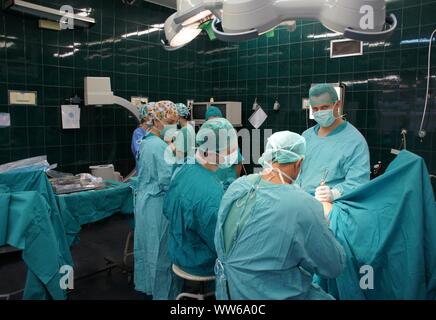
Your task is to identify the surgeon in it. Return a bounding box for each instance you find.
[134,100,180,300]
[205,106,244,190]
[173,103,196,162]
[214,131,346,300]
[298,84,370,203]
[163,118,239,278]
[131,104,151,166]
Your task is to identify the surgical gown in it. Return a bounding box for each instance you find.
[133,133,178,299]
[298,122,370,196]
[131,127,148,160]
[215,148,243,191]
[131,127,148,171]
[214,174,346,300]
[163,161,224,276]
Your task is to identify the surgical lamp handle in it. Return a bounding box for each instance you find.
[344,14,398,42]
[160,39,188,52]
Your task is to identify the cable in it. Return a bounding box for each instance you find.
[418,28,436,138]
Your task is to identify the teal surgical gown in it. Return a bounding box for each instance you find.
[298,122,370,196]
[317,150,436,300]
[133,134,178,299]
[163,161,224,277]
[214,174,346,300]
[215,148,243,191]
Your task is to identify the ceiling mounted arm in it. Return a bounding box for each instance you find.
[211,19,259,42]
[344,14,398,42]
[164,0,398,49]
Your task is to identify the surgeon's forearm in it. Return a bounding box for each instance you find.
[321,202,333,224]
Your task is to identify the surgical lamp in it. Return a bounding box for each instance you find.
[161,0,221,50]
[163,0,397,49]
[162,0,222,49]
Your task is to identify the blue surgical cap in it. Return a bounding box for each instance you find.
[176,103,190,118]
[205,106,223,120]
[139,104,149,120]
[196,118,237,153]
[258,131,306,167]
[309,84,339,107]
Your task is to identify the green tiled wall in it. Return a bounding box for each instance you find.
[208,0,436,186]
[0,0,213,176]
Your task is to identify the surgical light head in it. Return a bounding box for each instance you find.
[212,0,397,42]
[162,0,222,49]
[163,12,203,49]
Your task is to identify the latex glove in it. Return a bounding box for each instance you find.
[315,185,341,203]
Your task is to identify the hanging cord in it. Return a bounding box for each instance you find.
[399,129,407,150]
[418,28,436,137]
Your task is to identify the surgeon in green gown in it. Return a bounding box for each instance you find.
[214,131,346,300]
[134,100,180,299]
[164,118,239,277]
[205,106,243,190]
[297,84,370,203]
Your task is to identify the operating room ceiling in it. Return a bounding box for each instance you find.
[144,0,177,10]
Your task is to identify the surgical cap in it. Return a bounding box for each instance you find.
[205,106,223,120]
[196,118,238,153]
[309,84,339,107]
[151,100,177,121]
[139,103,151,120]
[258,131,306,167]
[176,103,190,118]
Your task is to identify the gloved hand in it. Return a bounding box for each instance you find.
[315,185,341,203]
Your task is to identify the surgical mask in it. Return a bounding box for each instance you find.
[313,109,336,128]
[218,150,238,169]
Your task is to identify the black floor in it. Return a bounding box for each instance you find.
[0,215,149,300]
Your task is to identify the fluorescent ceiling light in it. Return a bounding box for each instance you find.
[3,0,95,28]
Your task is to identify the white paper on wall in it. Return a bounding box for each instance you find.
[0,113,10,128]
[61,105,81,129]
[248,107,268,129]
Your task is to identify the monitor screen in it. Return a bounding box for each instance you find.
[192,104,208,120]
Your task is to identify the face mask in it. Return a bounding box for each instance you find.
[216,150,238,169]
[313,109,336,128]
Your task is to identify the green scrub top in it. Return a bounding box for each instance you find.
[298,121,370,196]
